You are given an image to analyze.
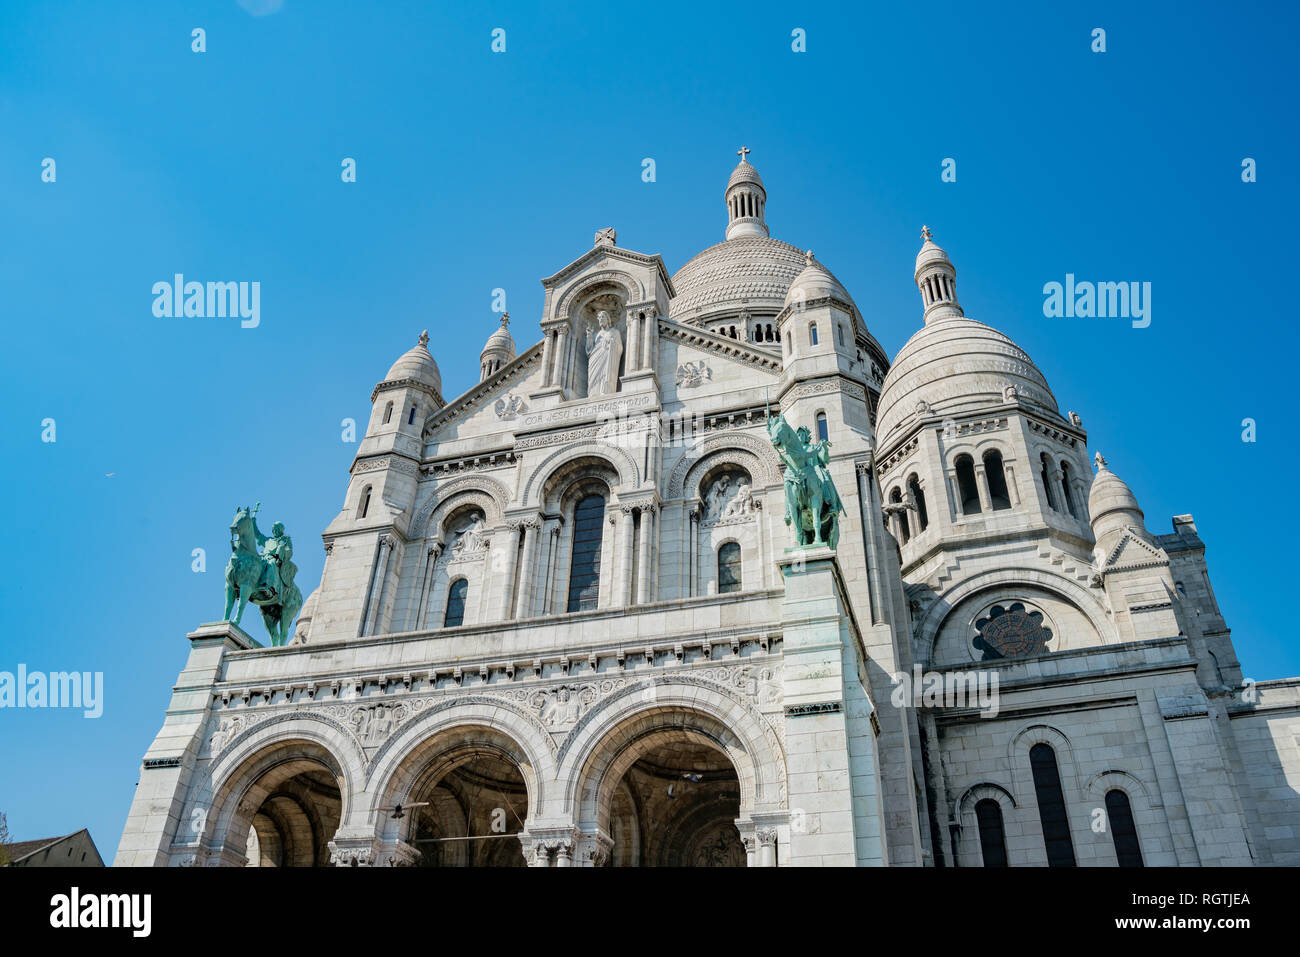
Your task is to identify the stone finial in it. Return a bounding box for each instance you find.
[594,227,616,246]
[804,249,815,266]
[737,145,751,162]
[417,329,430,348]
[500,312,510,328]
[1094,452,1108,471]
[920,224,933,243]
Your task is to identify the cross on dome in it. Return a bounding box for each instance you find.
[921,225,933,243]
[500,312,510,328]
[418,329,430,348]
[737,145,751,162]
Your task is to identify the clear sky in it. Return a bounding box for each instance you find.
[1,0,1295,858]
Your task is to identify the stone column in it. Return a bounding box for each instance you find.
[514,518,541,619]
[625,310,641,374]
[416,544,441,629]
[635,505,655,604]
[641,307,657,370]
[497,523,521,620]
[973,464,992,512]
[554,324,570,393]
[618,505,635,606]
[597,511,616,608]
[540,519,562,615]
[946,471,962,519]
[1051,467,1070,515]
[361,535,394,636]
[541,329,555,387]
[688,503,700,597]
[757,827,779,868]
[1004,462,1022,506]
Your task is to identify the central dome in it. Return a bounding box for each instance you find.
[670,236,827,320]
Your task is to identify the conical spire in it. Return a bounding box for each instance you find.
[1088,452,1148,550]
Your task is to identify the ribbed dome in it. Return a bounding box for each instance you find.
[915,238,951,275]
[876,317,1058,449]
[671,236,827,319]
[481,316,516,361]
[1088,456,1143,525]
[784,253,853,309]
[384,330,442,393]
[727,160,765,191]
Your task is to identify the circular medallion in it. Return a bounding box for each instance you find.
[972,602,1053,660]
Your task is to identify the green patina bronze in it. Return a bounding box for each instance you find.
[767,406,845,549]
[223,503,303,647]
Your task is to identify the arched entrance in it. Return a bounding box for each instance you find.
[607,732,744,867]
[377,725,535,867]
[207,737,348,868]
[244,764,340,867]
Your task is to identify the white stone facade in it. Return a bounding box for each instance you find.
[115,159,1300,867]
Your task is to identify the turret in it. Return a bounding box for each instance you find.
[724,146,769,240]
[914,225,963,324]
[479,313,516,381]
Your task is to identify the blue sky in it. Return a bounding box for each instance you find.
[1,0,1295,857]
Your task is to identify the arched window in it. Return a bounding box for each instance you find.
[1105,790,1143,867]
[983,449,1012,510]
[955,455,981,515]
[1039,452,1057,510]
[1029,743,1076,867]
[908,474,929,531]
[408,404,417,425]
[815,411,829,442]
[1059,460,1078,518]
[975,799,1009,867]
[443,578,469,628]
[567,494,606,612]
[718,542,742,594]
[809,322,819,346]
[358,486,372,519]
[890,488,911,543]
[382,402,393,425]
[836,323,845,346]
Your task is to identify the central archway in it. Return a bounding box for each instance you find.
[373,723,540,868]
[606,731,744,867]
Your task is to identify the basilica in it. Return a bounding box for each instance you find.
[115,152,1300,867]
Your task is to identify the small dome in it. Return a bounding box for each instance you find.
[876,316,1058,449]
[784,251,853,309]
[1088,454,1143,526]
[481,314,516,361]
[384,329,442,394]
[727,159,765,191]
[915,237,952,276]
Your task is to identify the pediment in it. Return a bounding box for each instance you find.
[422,342,544,443]
[1101,528,1168,571]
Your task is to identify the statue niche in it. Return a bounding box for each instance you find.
[577,296,625,398]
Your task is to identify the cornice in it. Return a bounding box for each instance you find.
[657,317,783,374]
[422,341,544,436]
